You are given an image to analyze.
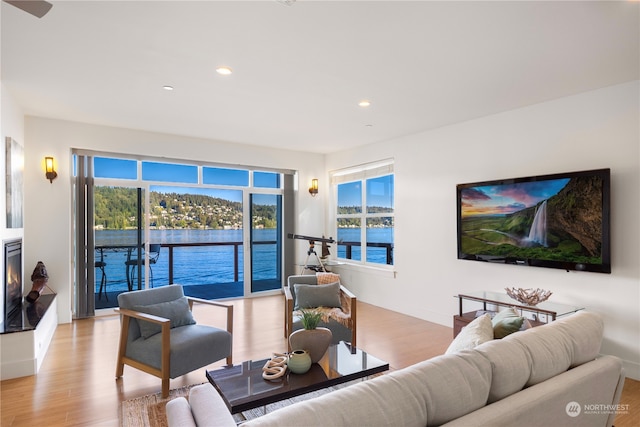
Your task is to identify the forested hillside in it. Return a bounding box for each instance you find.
[94,188,276,229]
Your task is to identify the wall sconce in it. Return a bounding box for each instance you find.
[309,178,318,196]
[45,157,57,183]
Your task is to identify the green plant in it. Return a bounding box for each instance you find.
[300,309,322,330]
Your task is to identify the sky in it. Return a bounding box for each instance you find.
[460,178,570,217]
[92,156,279,204]
[338,175,394,209]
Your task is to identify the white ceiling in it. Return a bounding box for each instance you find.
[1,1,638,154]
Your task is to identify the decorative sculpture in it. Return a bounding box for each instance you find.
[26,261,49,303]
[505,287,552,306]
[262,353,288,380]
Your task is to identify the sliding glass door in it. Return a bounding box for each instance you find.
[250,193,282,293]
[74,152,294,318]
[93,186,145,309]
[74,155,145,316]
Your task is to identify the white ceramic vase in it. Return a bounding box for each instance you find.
[289,327,333,364]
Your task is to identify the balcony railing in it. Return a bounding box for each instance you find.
[159,240,393,282]
[338,241,394,265]
[95,239,392,298]
[160,240,277,283]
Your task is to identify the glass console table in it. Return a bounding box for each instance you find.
[453,290,584,337]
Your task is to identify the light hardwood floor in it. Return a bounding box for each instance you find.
[1,295,638,426]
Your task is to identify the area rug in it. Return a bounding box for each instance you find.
[121,382,349,427]
[122,384,198,427]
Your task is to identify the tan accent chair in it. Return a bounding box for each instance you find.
[115,285,233,397]
[285,275,356,349]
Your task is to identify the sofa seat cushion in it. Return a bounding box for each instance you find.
[442,355,623,427]
[243,349,493,427]
[502,311,603,387]
[420,352,493,425]
[474,339,531,403]
[548,310,603,367]
[505,324,573,386]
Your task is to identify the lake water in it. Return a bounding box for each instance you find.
[95,228,393,292]
[336,227,394,263]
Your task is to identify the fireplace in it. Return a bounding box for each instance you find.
[4,239,22,322]
[0,239,57,380]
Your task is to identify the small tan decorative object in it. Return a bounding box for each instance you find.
[262,353,288,380]
[505,287,552,306]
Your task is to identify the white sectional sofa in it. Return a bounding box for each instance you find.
[167,311,625,427]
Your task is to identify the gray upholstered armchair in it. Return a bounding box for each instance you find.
[285,274,356,349]
[115,285,233,397]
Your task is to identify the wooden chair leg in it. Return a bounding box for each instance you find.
[162,378,170,398]
[115,361,124,378]
[115,315,130,378]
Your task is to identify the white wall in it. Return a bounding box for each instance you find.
[22,118,325,324]
[1,83,25,327]
[326,81,640,379]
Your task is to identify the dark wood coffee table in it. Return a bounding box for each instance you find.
[206,341,389,414]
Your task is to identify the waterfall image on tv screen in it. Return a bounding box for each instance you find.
[456,169,610,273]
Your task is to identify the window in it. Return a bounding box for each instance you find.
[142,161,198,183]
[203,167,249,186]
[254,171,281,189]
[72,151,295,316]
[94,157,137,179]
[333,160,394,266]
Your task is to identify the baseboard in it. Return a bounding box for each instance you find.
[621,358,640,381]
[1,358,38,380]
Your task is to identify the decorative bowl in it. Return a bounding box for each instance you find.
[505,287,552,306]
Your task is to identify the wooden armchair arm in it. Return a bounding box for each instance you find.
[339,285,356,315]
[115,307,171,325]
[339,285,356,299]
[114,308,171,382]
[284,285,294,301]
[187,296,231,309]
[339,285,357,347]
[284,285,294,339]
[187,297,234,335]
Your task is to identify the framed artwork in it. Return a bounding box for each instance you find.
[5,137,24,228]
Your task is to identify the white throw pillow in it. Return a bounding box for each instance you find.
[445,314,493,354]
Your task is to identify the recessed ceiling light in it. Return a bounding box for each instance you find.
[163,85,174,91]
[358,100,371,107]
[216,66,233,75]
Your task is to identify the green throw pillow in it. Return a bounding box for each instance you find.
[133,296,196,339]
[294,282,341,310]
[492,307,525,339]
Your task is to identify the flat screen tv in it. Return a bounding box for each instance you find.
[457,168,610,273]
